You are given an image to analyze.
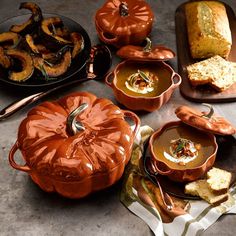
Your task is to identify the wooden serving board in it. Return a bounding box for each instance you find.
[175,1,236,102]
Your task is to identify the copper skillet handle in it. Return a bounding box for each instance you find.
[9,141,31,172]
[123,110,141,138]
[105,71,115,88]
[171,72,182,88]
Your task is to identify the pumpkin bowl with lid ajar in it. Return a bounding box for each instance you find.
[105,39,181,112]
[148,104,236,182]
[9,92,140,199]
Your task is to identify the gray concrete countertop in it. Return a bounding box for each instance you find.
[0,0,236,235]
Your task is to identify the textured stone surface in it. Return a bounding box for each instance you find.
[0,0,236,235]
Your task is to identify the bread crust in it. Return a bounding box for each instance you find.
[185,1,232,59]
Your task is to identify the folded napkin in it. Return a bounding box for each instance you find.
[120,126,236,236]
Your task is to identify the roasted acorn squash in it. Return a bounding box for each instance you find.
[10,2,43,35]
[6,48,34,82]
[0,47,11,68]
[33,50,71,77]
[70,32,84,58]
[0,32,20,49]
[41,17,72,44]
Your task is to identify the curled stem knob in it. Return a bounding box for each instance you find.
[143,37,152,52]
[201,103,214,119]
[67,103,88,135]
[119,2,129,17]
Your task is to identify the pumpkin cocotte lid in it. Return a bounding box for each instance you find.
[175,104,236,135]
[116,38,176,61]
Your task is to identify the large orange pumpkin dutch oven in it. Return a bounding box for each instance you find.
[9,92,140,199]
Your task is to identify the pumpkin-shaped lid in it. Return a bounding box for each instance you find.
[116,38,175,61]
[95,0,154,36]
[17,92,140,181]
[175,104,236,135]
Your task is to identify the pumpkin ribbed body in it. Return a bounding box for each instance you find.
[11,92,140,198]
[95,0,154,47]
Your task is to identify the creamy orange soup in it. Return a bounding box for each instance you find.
[153,124,215,170]
[115,62,172,97]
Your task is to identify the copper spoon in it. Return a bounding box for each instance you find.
[0,45,112,121]
[143,155,174,211]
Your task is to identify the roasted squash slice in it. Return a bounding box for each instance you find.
[70,32,84,58]
[41,17,72,44]
[25,34,40,53]
[0,32,20,49]
[0,47,11,68]
[33,50,71,77]
[10,2,43,35]
[6,49,34,82]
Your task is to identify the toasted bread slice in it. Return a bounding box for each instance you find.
[186,55,236,91]
[207,167,232,194]
[185,180,229,206]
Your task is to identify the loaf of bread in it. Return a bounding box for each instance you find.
[185,180,229,206]
[187,55,236,91]
[185,167,232,206]
[185,1,232,59]
[207,167,232,194]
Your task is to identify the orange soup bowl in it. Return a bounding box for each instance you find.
[105,60,181,112]
[149,121,218,182]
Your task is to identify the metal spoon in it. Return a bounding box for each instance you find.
[0,45,112,121]
[143,154,174,211]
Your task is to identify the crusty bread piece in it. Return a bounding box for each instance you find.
[187,55,236,91]
[185,180,229,206]
[185,1,232,59]
[207,167,232,194]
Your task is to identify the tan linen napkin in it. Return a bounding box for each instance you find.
[120,126,236,236]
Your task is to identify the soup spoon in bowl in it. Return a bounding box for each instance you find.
[0,44,112,121]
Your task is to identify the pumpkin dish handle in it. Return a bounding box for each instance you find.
[123,110,141,138]
[95,22,119,44]
[171,73,182,88]
[105,71,115,88]
[151,158,172,176]
[100,32,119,43]
[9,141,31,172]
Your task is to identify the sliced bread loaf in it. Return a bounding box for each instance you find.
[185,1,232,59]
[185,179,229,206]
[207,167,232,194]
[186,55,236,91]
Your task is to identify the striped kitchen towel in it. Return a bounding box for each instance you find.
[120,126,236,236]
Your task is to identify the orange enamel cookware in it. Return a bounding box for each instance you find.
[9,92,140,199]
[105,38,181,112]
[148,104,235,182]
[95,0,154,48]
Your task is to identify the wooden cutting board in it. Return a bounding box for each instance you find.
[175,1,236,102]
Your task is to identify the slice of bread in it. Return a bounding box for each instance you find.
[185,180,229,206]
[187,55,236,91]
[207,167,232,194]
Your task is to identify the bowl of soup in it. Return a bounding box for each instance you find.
[149,121,218,182]
[105,60,181,112]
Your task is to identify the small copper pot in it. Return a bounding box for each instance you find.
[149,121,218,182]
[105,60,181,112]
